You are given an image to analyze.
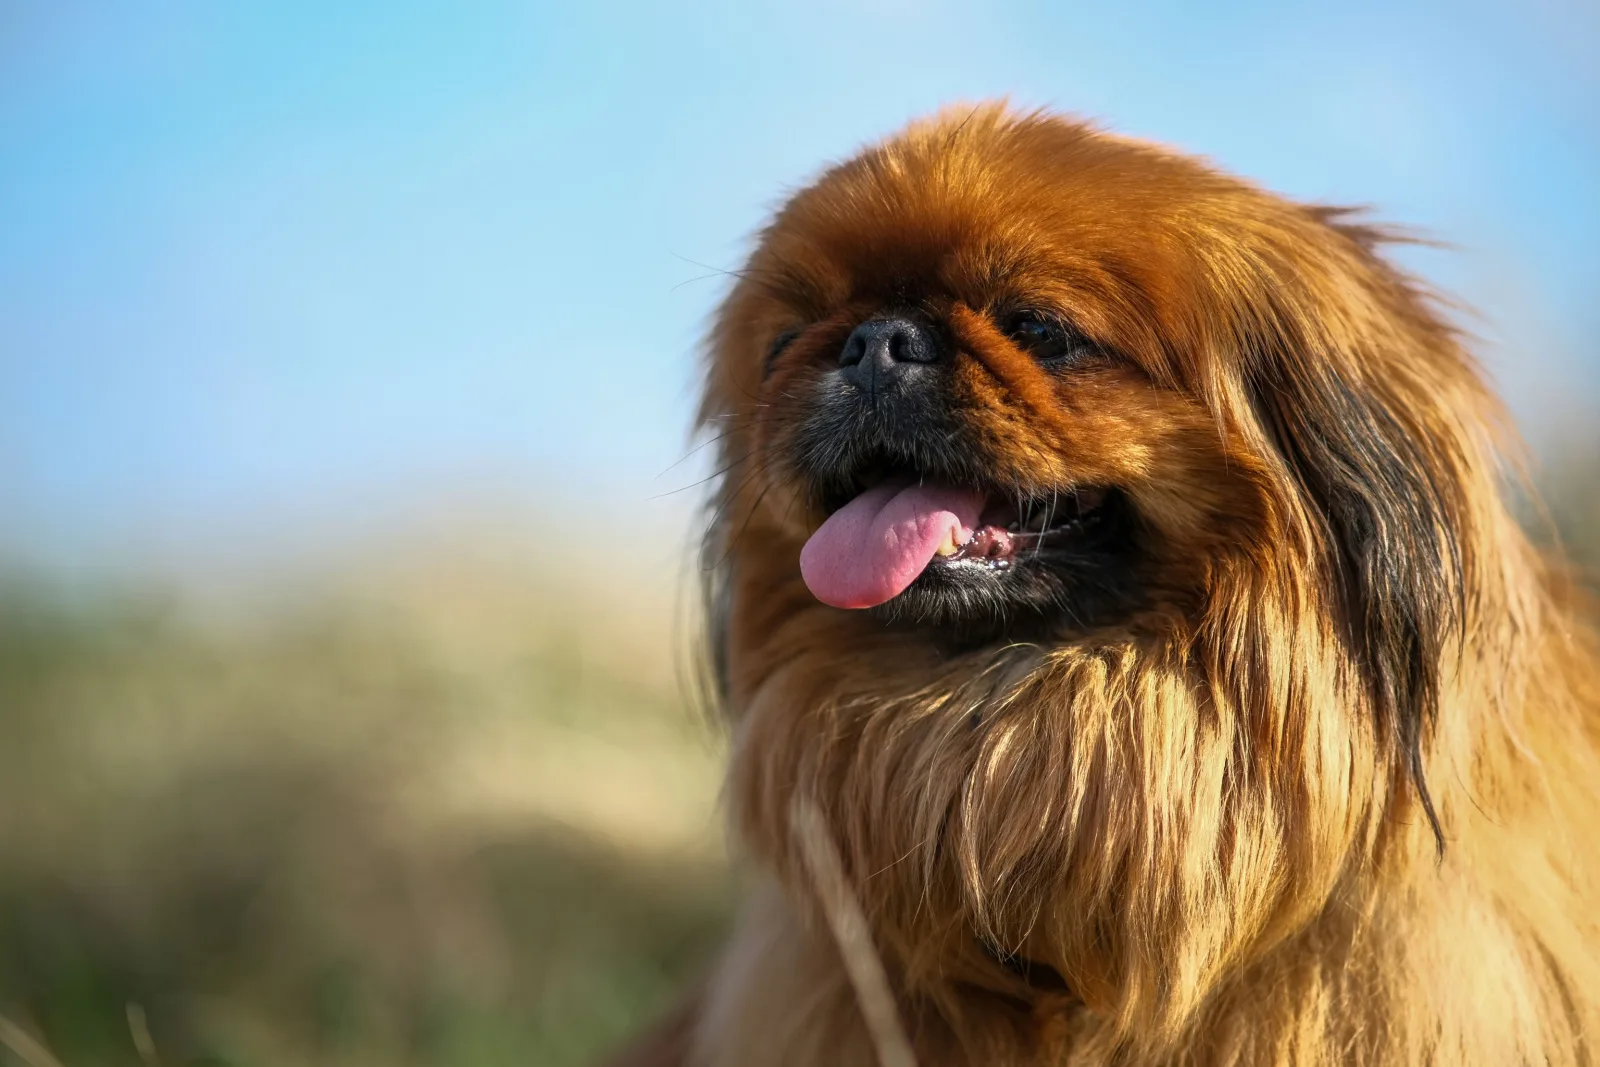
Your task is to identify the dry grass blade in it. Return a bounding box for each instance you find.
[126,1003,162,1067]
[789,796,918,1067]
[0,1015,68,1067]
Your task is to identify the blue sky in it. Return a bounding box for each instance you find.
[1,1,1595,568]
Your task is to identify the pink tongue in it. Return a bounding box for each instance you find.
[800,482,985,609]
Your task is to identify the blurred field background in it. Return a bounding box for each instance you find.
[0,519,733,1066]
[1,2,1595,1065]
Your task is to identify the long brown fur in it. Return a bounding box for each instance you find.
[617,104,1600,1066]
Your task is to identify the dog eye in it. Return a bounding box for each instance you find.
[1004,311,1092,366]
[763,327,802,377]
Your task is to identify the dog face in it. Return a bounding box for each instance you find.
[707,107,1470,681]
[701,106,1495,1033]
[712,117,1259,639]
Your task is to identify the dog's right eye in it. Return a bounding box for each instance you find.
[763,327,802,377]
[1004,310,1095,367]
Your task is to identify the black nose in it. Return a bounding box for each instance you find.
[838,317,939,400]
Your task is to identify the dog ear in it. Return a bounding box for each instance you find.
[1244,226,1471,854]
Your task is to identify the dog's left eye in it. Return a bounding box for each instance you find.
[763,327,802,377]
[1004,311,1093,366]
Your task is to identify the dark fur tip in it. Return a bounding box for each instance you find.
[1255,356,1466,858]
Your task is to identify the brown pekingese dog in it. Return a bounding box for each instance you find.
[615,104,1600,1066]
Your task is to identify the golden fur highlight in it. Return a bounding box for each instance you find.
[621,104,1600,1066]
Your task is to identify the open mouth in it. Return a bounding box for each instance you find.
[933,489,1110,569]
[800,464,1113,611]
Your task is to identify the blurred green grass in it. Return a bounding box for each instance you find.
[0,545,731,1067]
[0,442,1594,1067]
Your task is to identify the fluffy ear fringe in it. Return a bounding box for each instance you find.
[1239,217,1476,856]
